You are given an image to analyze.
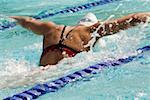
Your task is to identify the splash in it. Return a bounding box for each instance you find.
[0,22,149,89]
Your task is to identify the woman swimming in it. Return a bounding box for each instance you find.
[11,12,150,66]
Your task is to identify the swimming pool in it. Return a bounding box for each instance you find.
[0,0,150,99]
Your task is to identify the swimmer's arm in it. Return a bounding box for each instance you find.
[10,16,56,35]
[99,12,150,36]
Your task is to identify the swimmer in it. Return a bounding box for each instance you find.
[11,12,150,66]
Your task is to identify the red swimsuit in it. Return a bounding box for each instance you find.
[40,26,80,62]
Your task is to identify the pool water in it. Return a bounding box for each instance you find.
[0,0,150,99]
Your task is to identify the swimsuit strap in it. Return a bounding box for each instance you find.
[61,25,67,38]
[59,25,77,44]
[59,25,67,43]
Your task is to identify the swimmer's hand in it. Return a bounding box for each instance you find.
[10,16,35,25]
[10,16,24,20]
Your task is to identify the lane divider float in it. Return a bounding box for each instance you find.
[4,45,150,100]
[0,0,120,31]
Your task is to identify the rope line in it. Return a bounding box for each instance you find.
[4,45,150,100]
[0,0,120,31]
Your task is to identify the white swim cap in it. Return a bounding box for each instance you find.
[78,12,98,26]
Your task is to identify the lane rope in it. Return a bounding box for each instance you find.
[0,0,120,31]
[3,45,150,100]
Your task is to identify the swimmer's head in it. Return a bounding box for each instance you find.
[78,12,98,26]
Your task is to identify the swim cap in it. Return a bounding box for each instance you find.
[78,12,98,26]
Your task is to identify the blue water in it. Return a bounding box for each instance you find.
[0,0,150,99]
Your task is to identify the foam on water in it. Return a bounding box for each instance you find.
[0,22,149,90]
[0,0,150,99]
